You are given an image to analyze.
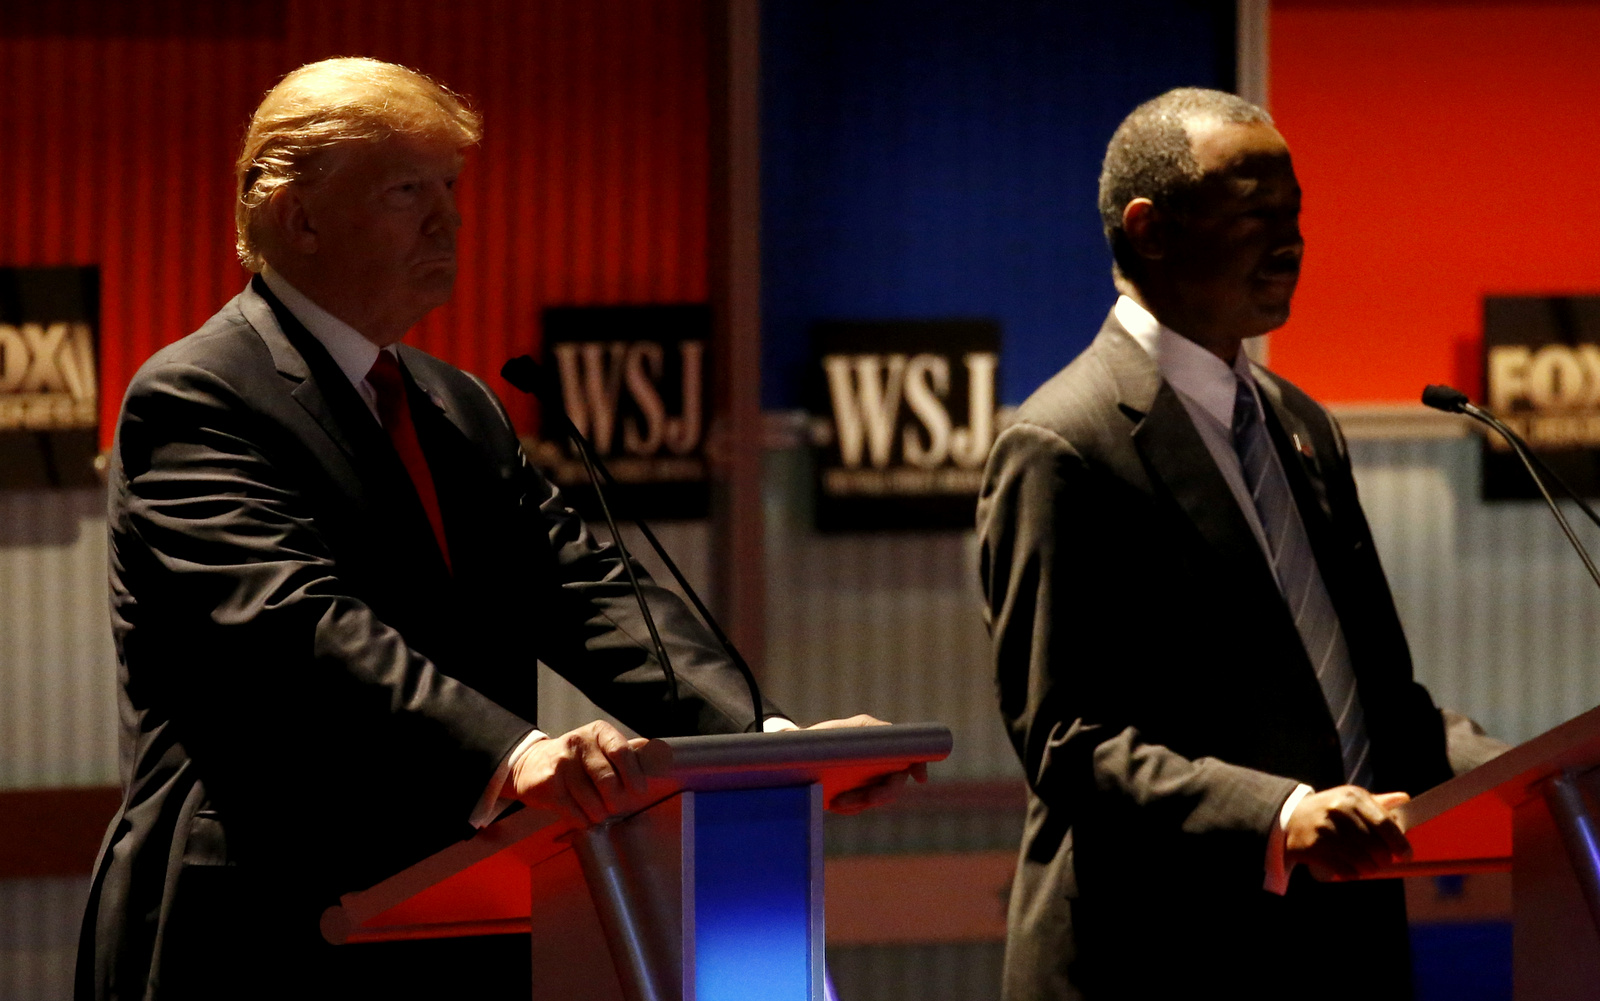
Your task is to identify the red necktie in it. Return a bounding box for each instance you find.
[367,351,452,571]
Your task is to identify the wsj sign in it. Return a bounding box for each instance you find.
[812,320,1000,531]
[0,267,101,488]
[1482,296,1600,500]
[528,304,709,519]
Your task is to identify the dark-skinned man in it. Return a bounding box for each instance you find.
[978,87,1505,1000]
[77,57,919,1001]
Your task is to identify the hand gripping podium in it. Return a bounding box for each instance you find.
[319,723,951,1001]
[1364,704,1600,1001]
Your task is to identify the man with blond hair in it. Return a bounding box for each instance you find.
[77,57,905,1000]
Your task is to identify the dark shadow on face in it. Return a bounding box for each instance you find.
[1164,120,1304,344]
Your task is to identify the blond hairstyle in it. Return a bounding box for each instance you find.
[234,57,482,271]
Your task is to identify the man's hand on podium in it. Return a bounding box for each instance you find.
[803,714,931,815]
[507,721,666,826]
[1286,786,1412,881]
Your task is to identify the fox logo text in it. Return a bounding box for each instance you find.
[1481,296,1600,500]
[0,322,97,431]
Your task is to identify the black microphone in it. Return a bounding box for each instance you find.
[502,355,558,406]
[503,355,769,733]
[1420,384,1470,414]
[1422,384,1600,589]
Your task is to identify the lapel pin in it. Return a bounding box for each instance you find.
[1292,433,1314,459]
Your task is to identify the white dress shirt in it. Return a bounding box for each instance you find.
[259,267,794,827]
[1115,295,1313,895]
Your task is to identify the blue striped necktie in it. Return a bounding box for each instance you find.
[1232,375,1373,788]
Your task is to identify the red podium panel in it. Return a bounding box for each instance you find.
[319,724,953,1001]
[1364,703,1600,1001]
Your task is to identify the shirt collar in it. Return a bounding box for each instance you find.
[259,266,391,386]
[1115,294,1256,428]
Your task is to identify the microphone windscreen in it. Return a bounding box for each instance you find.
[1421,384,1470,413]
[501,355,543,396]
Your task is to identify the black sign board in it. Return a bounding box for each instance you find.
[1482,296,1600,500]
[0,267,100,488]
[527,304,710,520]
[811,320,1000,531]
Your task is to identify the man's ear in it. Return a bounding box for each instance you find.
[1121,198,1166,262]
[269,186,319,256]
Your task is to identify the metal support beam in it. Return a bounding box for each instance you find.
[573,823,673,1001]
[1543,769,1600,937]
[707,0,766,672]
[1236,0,1270,109]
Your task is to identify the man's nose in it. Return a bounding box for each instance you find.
[426,186,462,236]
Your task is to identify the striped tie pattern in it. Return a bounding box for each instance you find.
[1232,376,1373,788]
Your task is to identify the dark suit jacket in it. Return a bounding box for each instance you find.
[977,310,1461,1000]
[77,278,773,1001]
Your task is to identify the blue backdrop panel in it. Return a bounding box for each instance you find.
[1410,921,1513,1001]
[694,786,816,1000]
[761,0,1236,408]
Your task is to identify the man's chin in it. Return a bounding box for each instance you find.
[412,271,457,309]
[1247,296,1293,336]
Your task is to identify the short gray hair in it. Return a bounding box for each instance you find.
[1098,87,1272,281]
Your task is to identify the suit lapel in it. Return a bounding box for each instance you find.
[243,276,377,466]
[1096,312,1282,594]
[242,277,452,581]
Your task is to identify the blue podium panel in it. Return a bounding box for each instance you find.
[693,785,822,1001]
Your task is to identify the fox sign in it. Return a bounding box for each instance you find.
[1482,296,1600,501]
[0,267,101,488]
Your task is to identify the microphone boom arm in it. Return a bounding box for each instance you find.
[503,355,768,732]
[1423,384,1600,592]
[1464,402,1600,592]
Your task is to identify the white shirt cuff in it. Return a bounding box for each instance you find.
[469,729,548,829]
[1264,783,1313,895]
[763,717,800,732]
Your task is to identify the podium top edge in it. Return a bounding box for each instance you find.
[1402,700,1600,829]
[661,721,952,778]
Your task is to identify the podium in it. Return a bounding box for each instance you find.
[1368,703,1600,1001]
[319,723,952,1001]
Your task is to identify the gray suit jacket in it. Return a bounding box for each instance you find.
[77,278,774,1000]
[978,309,1467,1000]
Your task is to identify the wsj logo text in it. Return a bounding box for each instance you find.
[544,339,706,486]
[0,322,97,431]
[553,340,703,456]
[821,351,997,496]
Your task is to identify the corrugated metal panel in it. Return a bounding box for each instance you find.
[761,525,1014,780]
[759,449,1016,780]
[0,489,118,791]
[0,0,711,449]
[7,441,1593,790]
[0,875,90,1001]
[824,794,1023,857]
[827,942,1006,1001]
[1351,436,1600,745]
